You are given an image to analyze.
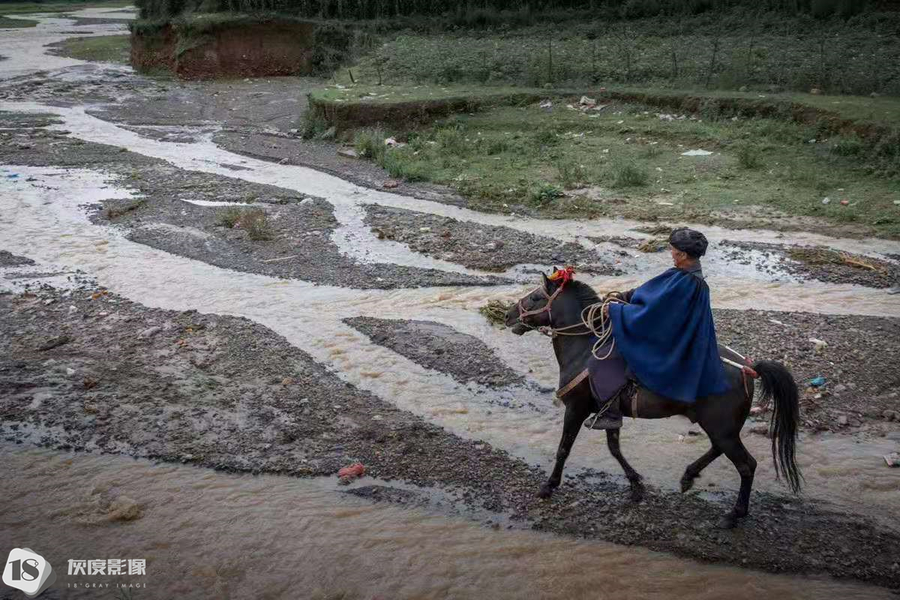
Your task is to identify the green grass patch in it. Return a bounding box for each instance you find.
[339,10,900,97]
[53,34,130,63]
[0,0,130,15]
[216,207,273,240]
[0,14,37,27]
[345,98,900,238]
[312,83,546,106]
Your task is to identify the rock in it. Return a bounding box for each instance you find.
[837,415,849,426]
[834,383,847,393]
[107,496,142,521]
[419,227,431,233]
[65,368,76,376]
[882,409,899,422]
[38,335,71,351]
[681,149,713,156]
[281,377,294,386]
[821,197,831,205]
[384,137,400,147]
[810,87,822,95]
[485,240,504,251]
[748,424,770,437]
[138,326,161,339]
[320,126,336,140]
[809,339,828,353]
[539,99,553,109]
[579,95,597,107]
[382,179,400,189]
[337,147,359,159]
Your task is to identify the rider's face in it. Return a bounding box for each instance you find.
[669,245,688,268]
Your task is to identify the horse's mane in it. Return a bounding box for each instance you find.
[567,280,603,309]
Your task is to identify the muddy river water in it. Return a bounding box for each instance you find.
[2,446,891,600]
[2,8,900,599]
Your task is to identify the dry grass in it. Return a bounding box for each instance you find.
[479,299,513,327]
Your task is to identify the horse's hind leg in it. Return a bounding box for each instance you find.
[714,435,758,529]
[680,445,723,493]
[539,399,592,499]
[606,429,645,503]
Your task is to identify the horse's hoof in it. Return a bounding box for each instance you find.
[680,476,695,494]
[537,484,554,499]
[629,483,645,504]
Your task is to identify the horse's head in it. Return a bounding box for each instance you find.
[505,267,574,335]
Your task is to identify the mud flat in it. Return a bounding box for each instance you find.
[721,240,900,289]
[345,316,528,389]
[364,204,622,274]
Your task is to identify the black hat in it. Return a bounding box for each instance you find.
[668,228,708,258]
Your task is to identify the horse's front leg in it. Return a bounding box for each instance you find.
[606,428,645,503]
[539,396,592,499]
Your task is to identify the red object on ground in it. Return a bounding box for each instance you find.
[840,199,849,206]
[338,463,365,479]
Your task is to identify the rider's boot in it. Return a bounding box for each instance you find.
[585,396,623,430]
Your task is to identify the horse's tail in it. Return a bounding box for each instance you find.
[752,360,802,494]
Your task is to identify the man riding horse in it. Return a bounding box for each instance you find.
[505,228,801,528]
[587,227,731,429]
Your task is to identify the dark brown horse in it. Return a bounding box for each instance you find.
[505,271,802,529]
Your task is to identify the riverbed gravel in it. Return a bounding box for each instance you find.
[2,286,899,588]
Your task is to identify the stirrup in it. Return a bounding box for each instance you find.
[585,413,622,430]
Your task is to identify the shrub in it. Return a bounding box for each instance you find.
[530,183,564,206]
[555,157,587,189]
[239,208,273,241]
[216,206,244,228]
[736,143,763,169]
[612,161,649,187]
[354,127,386,162]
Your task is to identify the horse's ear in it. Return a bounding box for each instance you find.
[541,272,551,289]
[552,265,559,273]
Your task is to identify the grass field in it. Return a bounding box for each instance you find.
[342,11,900,98]
[53,33,130,63]
[0,14,37,26]
[0,0,130,14]
[346,95,900,238]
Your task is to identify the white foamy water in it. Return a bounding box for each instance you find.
[2,165,898,529]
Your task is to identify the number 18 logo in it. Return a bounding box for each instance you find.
[3,548,56,598]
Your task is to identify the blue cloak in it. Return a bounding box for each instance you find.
[607,268,731,403]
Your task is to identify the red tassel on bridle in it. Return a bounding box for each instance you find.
[547,266,575,286]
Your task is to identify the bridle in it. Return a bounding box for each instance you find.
[516,284,563,324]
[516,282,594,338]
